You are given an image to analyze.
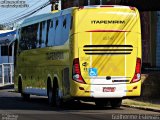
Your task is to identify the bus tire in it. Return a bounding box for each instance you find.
[47,79,54,106]
[110,98,122,108]
[53,81,63,108]
[18,78,30,101]
[18,78,22,93]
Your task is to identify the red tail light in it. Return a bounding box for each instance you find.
[72,58,86,84]
[79,6,84,9]
[129,6,136,11]
[131,58,141,83]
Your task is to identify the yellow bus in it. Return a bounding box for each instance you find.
[14,5,142,108]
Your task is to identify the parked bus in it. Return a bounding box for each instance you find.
[14,5,142,108]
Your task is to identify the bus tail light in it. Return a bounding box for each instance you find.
[79,6,84,9]
[72,58,86,84]
[129,6,136,11]
[131,58,141,83]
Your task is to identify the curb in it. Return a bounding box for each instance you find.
[122,104,160,113]
[0,84,14,90]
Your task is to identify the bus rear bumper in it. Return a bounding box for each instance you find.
[70,80,141,98]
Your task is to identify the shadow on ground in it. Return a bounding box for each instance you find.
[0,90,123,111]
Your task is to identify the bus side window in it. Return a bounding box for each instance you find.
[39,22,43,48]
[62,14,71,44]
[48,19,55,46]
[37,23,40,48]
[63,18,66,28]
[46,19,51,47]
[31,23,38,49]
[19,27,28,50]
[41,21,47,48]
[55,17,63,45]
[50,19,53,28]
[55,19,58,29]
[20,25,37,50]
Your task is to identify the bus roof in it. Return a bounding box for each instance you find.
[19,7,73,28]
[19,5,138,28]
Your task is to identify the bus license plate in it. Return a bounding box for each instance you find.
[103,87,115,92]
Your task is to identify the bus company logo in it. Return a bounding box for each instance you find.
[91,20,125,24]
[46,52,64,60]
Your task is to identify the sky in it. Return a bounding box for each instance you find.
[0,0,51,26]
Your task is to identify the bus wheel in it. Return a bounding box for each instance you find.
[18,79,22,93]
[110,98,122,108]
[18,79,30,101]
[53,84,63,108]
[95,99,108,107]
[47,82,53,106]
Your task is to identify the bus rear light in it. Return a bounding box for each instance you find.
[131,58,141,83]
[72,58,86,84]
[79,6,84,9]
[129,6,136,11]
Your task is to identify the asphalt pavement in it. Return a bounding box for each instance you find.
[0,88,159,120]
